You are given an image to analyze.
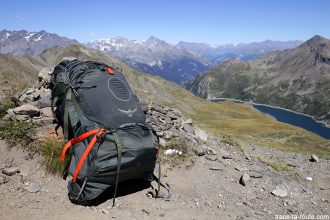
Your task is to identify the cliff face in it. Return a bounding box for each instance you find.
[187,35,330,122]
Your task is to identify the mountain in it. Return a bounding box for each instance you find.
[186,35,330,123]
[0,44,329,156]
[87,36,211,84]
[177,40,302,63]
[0,30,79,56]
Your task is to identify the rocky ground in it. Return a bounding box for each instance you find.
[0,68,329,220]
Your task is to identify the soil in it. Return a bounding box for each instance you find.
[0,137,329,220]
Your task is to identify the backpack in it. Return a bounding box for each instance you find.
[49,60,169,205]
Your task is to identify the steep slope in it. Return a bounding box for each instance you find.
[0,30,78,56]
[87,36,210,84]
[187,35,330,122]
[0,44,329,157]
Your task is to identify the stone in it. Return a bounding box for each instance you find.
[151,105,167,114]
[235,166,248,172]
[2,167,20,176]
[26,182,41,193]
[220,149,232,159]
[2,109,15,120]
[25,88,35,95]
[182,123,194,134]
[271,185,288,198]
[209,166,222,171]
[13,104,40,116]
[249,171,263,178]
[38,67,52,83]
[205,155,218,161]
[183,118,192,124]
[310,154,320,163]
[305,176,313,181]
[159,138,167,147]
[194,127,208,141]
[206,148,217,155]
[239,172,250,186]
[0,176,7,185]
[194,145,207,156]
[156,131,164,137]
[142,209,150,215]
[167,111,179,120]
[41,107,53,117]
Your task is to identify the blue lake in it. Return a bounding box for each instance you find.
[212,98,330,139]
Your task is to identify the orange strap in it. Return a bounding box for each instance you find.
[73,129,105,182]
[104,67,113,75]
[60,129,100,161]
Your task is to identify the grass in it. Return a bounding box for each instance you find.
[258,157,294,172]
[158,138,195,168]
[126,71,330,159]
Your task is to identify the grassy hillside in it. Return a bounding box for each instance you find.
[1,44,329,158]
[187,35,330,123]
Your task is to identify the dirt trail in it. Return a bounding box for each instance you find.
[0,137,329,220]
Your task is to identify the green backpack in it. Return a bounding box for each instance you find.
[50,60,170,205]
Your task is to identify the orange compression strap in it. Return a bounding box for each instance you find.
[73,129,106,183]
[104,67,113,75]
[60,129,100,161]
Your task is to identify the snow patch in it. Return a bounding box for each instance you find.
[34,34,44,41]
[24,32,36,41]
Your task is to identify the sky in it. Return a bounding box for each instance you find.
[0,0,329,45]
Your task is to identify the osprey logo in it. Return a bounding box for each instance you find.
[118,108,137,117]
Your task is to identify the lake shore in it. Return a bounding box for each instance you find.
[209,97,330,129]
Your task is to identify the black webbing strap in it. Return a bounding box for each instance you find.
[63,88,72,142]
[153,162,173,201]
[112,132,122,207]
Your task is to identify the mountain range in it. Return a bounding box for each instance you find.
[88,36,302,84]
[0,29,302,84]
[0,30,78,56]
[187,35,330,123]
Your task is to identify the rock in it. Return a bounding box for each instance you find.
[0,176,7,185]
[239,172,250,186]
[38,67,52,83]
[164,130,174,140]
[26,182,41,193]
[271,185,288,198]
[183,118,192,124]
[2,167,20,176]
[205,155,218,161]
[249,171,263,178]
[194,127,208,141]
[182,123,194,134]
[159,138,167,147]
[2,109,15,120]
[310,154,320,163]
[167,111,179,120]
[10,97,24,106]
[164,149,182,156]
[156,131,164,137]
[151,105,167,114]
[305,176,313,181]
[194,145,207,156]
[142,209,150,215]
[220,149,232,159]
[13,104,40,116]
[209,166,222,171]
[41,107,53,117]
[206,148,217,155]
[235,166,248,172]
[37,90,51,108]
